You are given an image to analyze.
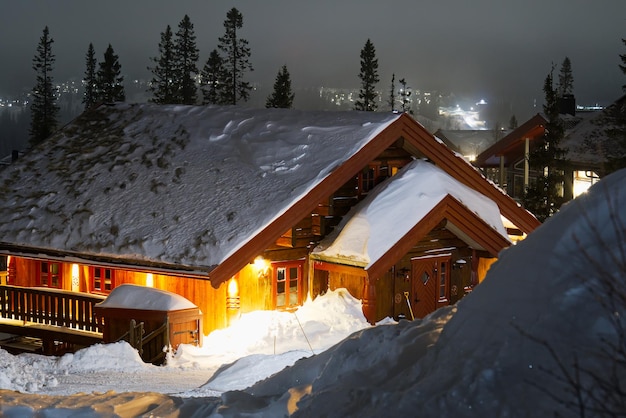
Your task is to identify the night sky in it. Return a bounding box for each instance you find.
[0,0,624,118]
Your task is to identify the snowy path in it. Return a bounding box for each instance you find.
[36,367,218,397]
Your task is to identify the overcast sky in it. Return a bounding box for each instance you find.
[0,0,624,118]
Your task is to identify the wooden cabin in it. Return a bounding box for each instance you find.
[474,99,622,205]
[0,103,539,340]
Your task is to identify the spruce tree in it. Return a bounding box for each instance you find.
[266,65,295,109]
[557,56,574,97]
[388,73,396,112]
[354,39,379,112]
[200,49,226,105]
[217,7,253,105]
[174,15,199,105]
[97,44,125,103]
[523,68,567,221]
[29,26,59,146]
[148,25,179,104]
[83,43,98,110]
[508,114,518,129]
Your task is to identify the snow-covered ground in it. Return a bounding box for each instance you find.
[1,168,626,417]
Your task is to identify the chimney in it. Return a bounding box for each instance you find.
[558,94,576,116]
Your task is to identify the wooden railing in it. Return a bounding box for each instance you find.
[0,285,106,332]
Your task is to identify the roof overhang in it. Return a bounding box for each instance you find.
[0,243,215,280]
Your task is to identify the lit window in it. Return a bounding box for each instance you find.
[273,261,303,309]
[92,267,115,293]
[39,261,61,288]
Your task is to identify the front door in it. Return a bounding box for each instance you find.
[411,255,450,318]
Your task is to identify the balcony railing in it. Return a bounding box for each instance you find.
[0,285,105,332]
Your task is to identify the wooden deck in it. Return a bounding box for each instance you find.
[0,285,105,354]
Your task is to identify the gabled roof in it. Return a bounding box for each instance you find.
[311,160,511,279]
[0,103,538,287]
[474,114,546,167]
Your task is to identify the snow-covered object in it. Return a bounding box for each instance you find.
[95,284,197,311]
[0,104,399,271]
[313,159,509,266]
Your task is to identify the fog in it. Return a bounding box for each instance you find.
[0,0,624,119]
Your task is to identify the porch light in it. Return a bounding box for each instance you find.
[253,256,270,279]
[71,263,80,292]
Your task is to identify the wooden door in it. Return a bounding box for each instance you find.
[411,255,450,318]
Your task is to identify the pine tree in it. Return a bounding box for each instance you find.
[82,43,98,110]
[523,68,567,221]
[217,8,254,105]
[96,44,125,103]
[266,65,295,109]
[200,49,225,105]
[148,25,179,104]
[174,15,199,105]
[508,114,518,129]
[354,39,379,112]
[557,56,574,96]
[388,73,396,112]
[29,26,59,146]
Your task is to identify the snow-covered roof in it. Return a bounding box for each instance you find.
[312,159,510,268]
[0,103,400,272]
[563,95,626,167]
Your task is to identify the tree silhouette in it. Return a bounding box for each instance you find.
[523,67,567,221]
[200,49,226,105]
[217,8,253,105]
[82,43,98,110]
[148,25,179,104]
[29,26,59,146]
[266,65,295,109]
[96,44,125,103]
[174,15,199,105]
[355,39,379,111]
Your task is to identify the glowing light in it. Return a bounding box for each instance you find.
[228,277,239,298]
[253,256,270,276]
[71,264,80,292]
[146,273,154,287]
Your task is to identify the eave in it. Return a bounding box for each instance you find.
[0,243,215,280]
[364,194,511,281]
[396,113,541,234]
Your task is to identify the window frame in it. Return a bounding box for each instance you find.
[272,260,303,310]
[91,266,115,294]
[38,261,62,289]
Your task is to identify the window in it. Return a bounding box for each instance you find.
[357,160,409,196]
[359,165,378,194]
[39,261,61,288]
[92,267,114,293]
[273,261,303,309]
[438,262,448,301]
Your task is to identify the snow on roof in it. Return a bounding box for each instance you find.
[563,95,626,166]
[95,284,197,311]
[0,103,400,271]
[312,159,509,267]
